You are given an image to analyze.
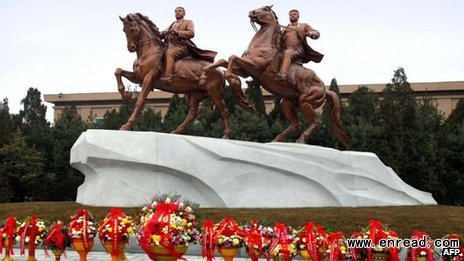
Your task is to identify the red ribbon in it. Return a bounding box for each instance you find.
[303,222,320,261]
[44,223,67,257]
[407,231,434,261]
[270,223,291,261]
[20,216,38,256]
[216,217,239,237]
[69,209,93,251]
[98,208,128,256]
[141,202,186,260]
[328,232,344,261]
[0,217,16,256]
[201,220,216,261]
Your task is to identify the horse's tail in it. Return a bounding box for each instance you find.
[325,90,351,148]
[229,75,257,114]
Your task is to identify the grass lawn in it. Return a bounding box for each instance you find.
[0,202,462,238]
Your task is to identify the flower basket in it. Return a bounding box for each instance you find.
[102,240,128,261]
[43,222,70,261]
[16,216,47,261]
[148,245,188,261]
[351,219,399,261]
[139,194,199,261]
[406,231,434,261]
[269,223,297,261]
[242,220,273,261]
[295,222,328,261]
[327,232,351,261]
[71,238,95,261]
[68,209,97,261]
[218,246,239,261]
[0,217,17,261]
[98,208,133,261]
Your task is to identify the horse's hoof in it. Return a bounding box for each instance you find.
[115,68,122,76]
[120,125,131,131]
[221,135,230,139]
[296,137,306,144]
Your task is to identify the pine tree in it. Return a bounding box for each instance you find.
[162,94,188,133]
[49,106,86,200]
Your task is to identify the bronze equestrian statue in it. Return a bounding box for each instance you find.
[115,12,255,138]
[201,5,350,147]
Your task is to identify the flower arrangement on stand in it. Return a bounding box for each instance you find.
[16,216,47,261]
[268,223,297,261]
[98,208,133,261]
[215,217,245,261]
[405,231,434,261]
[441,234,464,261]
[68,209,97,261]
[138,193,200,261]
[327,232,351,261]
[241,220,274,261]
[0,217,17,261]
[295,222,328,261]
[351,219,399,261]
[43,221,70,261]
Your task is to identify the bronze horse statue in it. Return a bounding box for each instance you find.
[201,5,350,146]
[115,13,255,137]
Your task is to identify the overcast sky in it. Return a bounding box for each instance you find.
[1,0,463,122]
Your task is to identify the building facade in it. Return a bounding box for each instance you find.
[44,81,464,122]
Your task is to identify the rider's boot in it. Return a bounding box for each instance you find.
[275,72,287,81]
[159,74,173,86]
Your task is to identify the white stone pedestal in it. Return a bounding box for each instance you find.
[70,130,436,207]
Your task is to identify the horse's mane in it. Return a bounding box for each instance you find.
[269,9,282,51]
[130,13,164,46]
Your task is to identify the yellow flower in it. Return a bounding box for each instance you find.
[339,246,346,252]
[107,227,113,233]
[127,227,133,233]
[38,227,43,232]
[2,233,6,238]
[122,218,128,223]
[152,234,161,243]
[35,235,41,241]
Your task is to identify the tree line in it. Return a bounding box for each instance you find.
[0,68,463,205]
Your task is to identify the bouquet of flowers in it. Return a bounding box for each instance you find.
[268,223,298,261]
[351,219,399,261]
[15,216,47,257]
[295,222,328,261]
[139,193,200,259]
[241,220,274,261]
[0,217,17,256]
[327,232,351,261]
[406,231,434,261]
[441,234,464,261]
[215,217,245,248]
[43,221,70,257]
[68,209,97,252]
[98,208,133,256]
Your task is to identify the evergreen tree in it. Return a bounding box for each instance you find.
[377,68,417,185]
[18,88,52,157]
[344,86,382,152]
[134,108,163,132]
[162,94,188,133]
[0,98,12,145]
[49,106,86,200]
[0,129,45,201]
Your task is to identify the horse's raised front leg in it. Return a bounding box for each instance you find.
[225,55,256,80]
[171,92,206,135]
[115,68,139,102]
[120,72,155,131]
[273,98,300,142]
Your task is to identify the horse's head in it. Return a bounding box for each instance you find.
[120,13,140,52]
[248,5,278,25]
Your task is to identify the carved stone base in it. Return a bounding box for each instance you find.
[71,130,436,207]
